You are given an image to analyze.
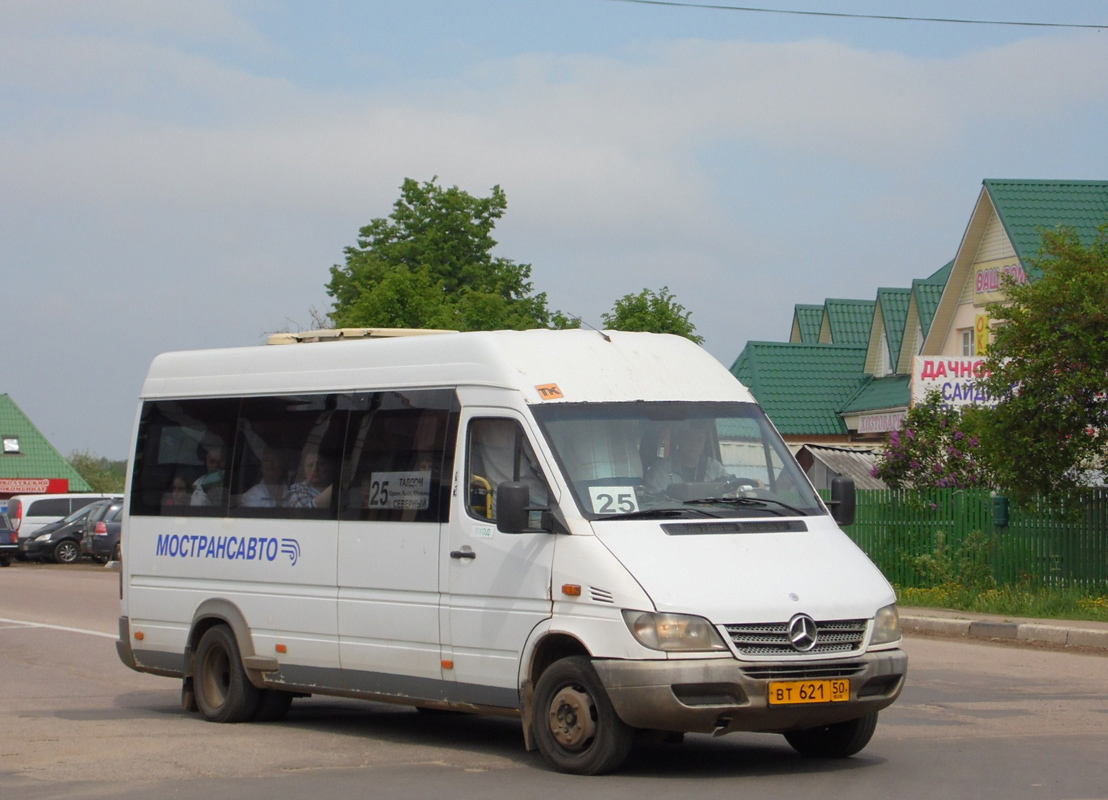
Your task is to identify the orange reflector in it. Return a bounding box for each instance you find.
[441,660,454,670]
[561,584,582,597]
[134,631,144,641]
[275,644,287,654]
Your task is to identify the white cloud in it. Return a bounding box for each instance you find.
[3,15,1108,456]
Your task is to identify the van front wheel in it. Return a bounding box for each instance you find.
[194,625,260,723]
[784,711,878,758]
[532,656,633,775]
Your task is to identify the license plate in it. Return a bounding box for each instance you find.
[768,679,850,705]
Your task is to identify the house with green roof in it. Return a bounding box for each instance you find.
[731,179,1108,448]
[0,394,91,501]
[923,180,1108,357]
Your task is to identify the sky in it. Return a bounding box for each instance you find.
[3,1,1108,460]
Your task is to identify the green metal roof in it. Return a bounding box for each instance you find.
[912,260,952,336]
[792,304,824,343]
[839,374,911,414]
[730,342,868,436]
[823,299,875,346]
[924,260,953,285]
[0,395,92,490]
[984,180,1108,267]
[875,288,910,367]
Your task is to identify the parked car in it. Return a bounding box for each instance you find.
[78,499,125,564]
[82,503,123,564]
[7,493,122,546]
[20,502,105,564]
[0,512,16,567]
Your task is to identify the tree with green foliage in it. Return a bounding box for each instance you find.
[600,286,703,344]
[69,450,126,493]
[979,221,1108,507]
[872,392,992,490]
[327,177,565,331]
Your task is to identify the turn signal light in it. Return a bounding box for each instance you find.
[561,584,582,597]
[134,631,144,641]
[441,660,454,670]
[275,644,287,654]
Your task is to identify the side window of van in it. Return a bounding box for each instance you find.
[466,418,549,526]
[229,394,347,520]
[129,398,241,517]
[341,389,459,523]
[28,498,70,518]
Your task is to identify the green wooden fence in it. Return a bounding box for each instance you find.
[842,488,1108,590]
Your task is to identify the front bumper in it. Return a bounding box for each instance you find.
[19,539,52,560]
[593,648,906,734]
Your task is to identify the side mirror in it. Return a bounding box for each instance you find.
[829,477,856,527]
[496,482,530,533]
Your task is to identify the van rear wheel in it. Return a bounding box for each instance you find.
[532,656,633,775]
[193,625,260,723]
[784,712,878,758]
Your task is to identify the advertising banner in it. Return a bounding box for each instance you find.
[911,356,998,408]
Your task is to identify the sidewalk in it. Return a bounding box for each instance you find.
[901,605,1108,650]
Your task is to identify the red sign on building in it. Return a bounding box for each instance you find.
[0,478,70,495]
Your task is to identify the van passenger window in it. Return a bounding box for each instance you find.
[466,419,549,526]
[129,398,240,517]
[229,394,347,520]
[340,389,458,523]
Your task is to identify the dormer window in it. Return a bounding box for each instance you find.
[2,436,20,454]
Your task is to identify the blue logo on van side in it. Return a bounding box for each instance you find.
[155,534,300,565]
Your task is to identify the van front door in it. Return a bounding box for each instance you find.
[440,410,556,709]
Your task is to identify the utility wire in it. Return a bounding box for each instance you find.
[612,0,1107,31]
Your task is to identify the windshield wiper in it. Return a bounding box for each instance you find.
[681,496,809,517]
[593,507,719,522]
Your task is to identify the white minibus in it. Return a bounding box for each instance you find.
[117,329,906,774]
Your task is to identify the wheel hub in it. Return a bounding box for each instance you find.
[548,686,597,750]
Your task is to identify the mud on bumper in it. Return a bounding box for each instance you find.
[593,649,907,734]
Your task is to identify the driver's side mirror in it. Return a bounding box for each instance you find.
[496,481,531,533]
[496,481,559,534]
[829,477,856,526]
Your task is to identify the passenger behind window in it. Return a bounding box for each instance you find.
[284,449,335,509]
[162,472,191,512]
[241,447,289,508]
[191,439,226,506]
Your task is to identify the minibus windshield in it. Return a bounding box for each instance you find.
[531,402,824,521]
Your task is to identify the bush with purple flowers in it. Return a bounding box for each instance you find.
[873,392,993,490]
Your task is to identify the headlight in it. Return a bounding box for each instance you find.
[35,532,54,542]
[622,610,728,652]
[870,603,901,645]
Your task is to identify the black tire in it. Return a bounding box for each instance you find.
[53,539,80,564]
[252,689,294,722]
[532,656,634,775]
[0,555,10,567]
[193,625,261,723]
[785,712,879,758]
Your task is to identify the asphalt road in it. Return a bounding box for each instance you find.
[1,561,1106,800]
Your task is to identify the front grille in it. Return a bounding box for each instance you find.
[742,663,867,680]
[725,619,867,656]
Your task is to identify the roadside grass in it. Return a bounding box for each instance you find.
[897,584,1108,623]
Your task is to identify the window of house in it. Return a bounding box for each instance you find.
[961,329,974,356]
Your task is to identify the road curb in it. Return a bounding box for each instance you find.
[901,614,1108,650]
